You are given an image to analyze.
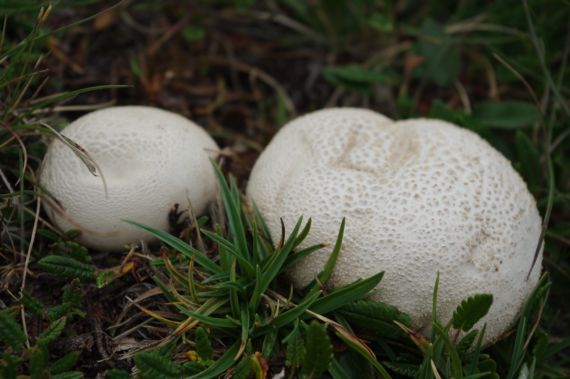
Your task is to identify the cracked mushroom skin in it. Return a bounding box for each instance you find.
[40,106,219,251]
[247,108,542,345]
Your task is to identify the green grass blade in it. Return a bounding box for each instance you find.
[294,217,312,247]
[125,220,221,274]
[211,161,250,260]
[240,306,250,354]
[506,318,528,379]
[229,259,240,319]
[254,290,321,337]
[317,218,345,287]
[177,307,239,330]
[432,322,463,379]
[250,217,303,310]
[31,84,129,109]
[251,200,272,244]
[309,272,384,315]
[201,229,255,277]
[284,243,326,270]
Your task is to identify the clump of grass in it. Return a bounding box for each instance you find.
[99,162,549,379]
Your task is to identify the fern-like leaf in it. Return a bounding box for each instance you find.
[37,316,66,346]
[452,294,493,332]
[286,330,305,369]
[51,351,80,374]
[30,346,48,379]
[134,351,182,379]
[38,255,95,281]
[301,321,333,379]
[456,329,479,356]
[195,327,214,361]
[20,290,44,315]
[0,309,25,350]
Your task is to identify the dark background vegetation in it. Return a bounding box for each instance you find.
[0,0,568,377]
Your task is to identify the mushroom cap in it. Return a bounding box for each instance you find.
[40,106,219,250]
[247,108,542,344]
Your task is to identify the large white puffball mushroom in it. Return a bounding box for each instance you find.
[247,108,542,345]
[40,106,219,251]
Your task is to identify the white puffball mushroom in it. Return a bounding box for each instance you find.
[247,108,542,345]
[40,106,219,251]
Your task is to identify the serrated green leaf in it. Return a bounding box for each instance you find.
[51,351,81,374]
[30,346,48,379]
[0,309,26,350]
[195,327,213,361]
[473,101,541,129]
[38,255,95,281]
[452,294,493,332]
[0,353,21,379]
[456,330,479,356]
[134,351,182,379]
[286,329,304,369]
[261,329,278,359]
[62,279,82,305]
[37,316,66,346]
[52,241,92,264]
[48,280,84,321]
[20,290,44,315]
[302,321,333,379]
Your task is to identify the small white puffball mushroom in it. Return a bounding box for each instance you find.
[40,106,219,251]
[247,108,542,345]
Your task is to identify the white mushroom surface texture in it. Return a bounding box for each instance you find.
[40,106,219,250]
[247,107,542,345]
